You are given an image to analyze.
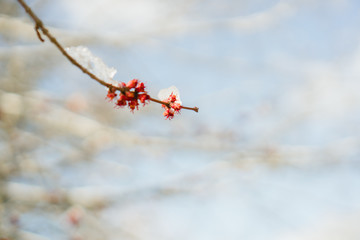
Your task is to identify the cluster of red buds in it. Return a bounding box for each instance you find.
[106,79,150,112]
[105,82,194,120]
[161,93,182,120]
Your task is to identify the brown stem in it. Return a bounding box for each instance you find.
[17,0,199,113]
[149,97,168,106]
[182,106,199,112]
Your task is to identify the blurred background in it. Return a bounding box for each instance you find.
[1,0,360,239]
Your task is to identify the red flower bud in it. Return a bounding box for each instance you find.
[171,102,182,112]
[135,82,145,92]
[139,93,150,104]
[125,91,135,99]
[163,108,175,120]
[116,94,127,107]
[168,93,177,102]
[128,99,139,112]
[126,79,138,89]
[106,91,117,101]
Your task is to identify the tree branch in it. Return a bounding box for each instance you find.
[17,0,199,113]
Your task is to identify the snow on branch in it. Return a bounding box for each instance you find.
[65,46,118,86]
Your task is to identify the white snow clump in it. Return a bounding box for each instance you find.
[65,46,118,85]
[158,85,182,104]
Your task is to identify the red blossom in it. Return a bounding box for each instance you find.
[171,102,182,113]
[106,91,117,101]
[116,94,127,107]
[163,108,175,120]
[128,99,139,112]
[135,82,145,92]
[168,93,177,102]
[126,79,138,89]
[139,93,150,105]
[107,79,150,112]
[160,92,182,120]
[119,82,126,88]
[125,91,135,99]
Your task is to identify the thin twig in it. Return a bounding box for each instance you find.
[34,24,44,42]
[17,0,198,112]
[182,106,199,112]
[17,0,113,88]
